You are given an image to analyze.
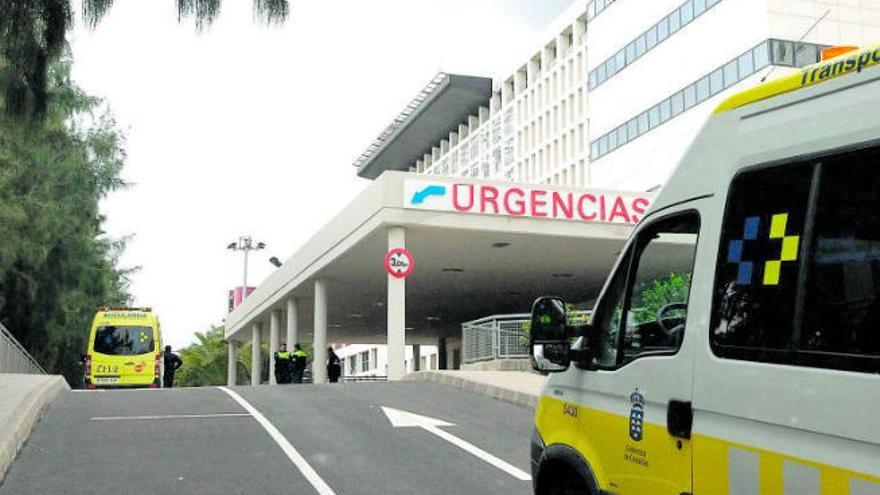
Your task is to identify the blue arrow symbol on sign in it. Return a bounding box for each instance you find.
[411,185,447,205]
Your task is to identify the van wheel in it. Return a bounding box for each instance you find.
[536,460,592,495]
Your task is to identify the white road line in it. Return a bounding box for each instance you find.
[90,413,250,421]
[218,386,336,495]
[424,425,532,481]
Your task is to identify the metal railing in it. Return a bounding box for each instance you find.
[462,311,592,364]
[0,321,46,374]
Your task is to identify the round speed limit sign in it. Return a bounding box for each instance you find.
[384,248,415,279]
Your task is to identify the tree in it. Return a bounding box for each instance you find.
[0,50,134,386]
[0,0,289,120]
[175,326,266,387]
[632,272,691,324]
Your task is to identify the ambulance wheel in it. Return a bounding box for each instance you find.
[536,460,592,495]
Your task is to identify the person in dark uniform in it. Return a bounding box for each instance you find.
[292,344,308,384]
[327,347,341,383]
[163,345,183,388]
[274,343,293,384]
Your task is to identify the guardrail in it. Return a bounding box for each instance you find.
[341,375,388,382]
[0,321,46,374]
[462,311,592,364]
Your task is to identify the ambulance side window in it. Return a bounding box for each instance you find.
[712,145,880,373]
[591,212,700,368]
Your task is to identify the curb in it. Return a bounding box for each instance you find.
[0,376,68,483]
[403,371,539,410]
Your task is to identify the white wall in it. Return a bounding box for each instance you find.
[335,344,439,377]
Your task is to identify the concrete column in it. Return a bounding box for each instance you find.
[286,298,299,347]
[227,340,238,386]
[412,345,421,372]
[387,227,406,381]
[268,310,281,385]
[313,279,328,384]
[251,322,263,386]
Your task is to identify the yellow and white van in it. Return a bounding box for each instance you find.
[84,307,163,389]
[529,46,880,494]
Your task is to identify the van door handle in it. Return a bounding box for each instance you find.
[667,400,693,439]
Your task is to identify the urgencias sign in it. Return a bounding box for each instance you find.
[404,180,652,225]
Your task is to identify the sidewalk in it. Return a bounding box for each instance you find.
[0,374,68,482]
[403,370,545,409]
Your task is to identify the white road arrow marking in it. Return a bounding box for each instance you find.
[380,406,531,481]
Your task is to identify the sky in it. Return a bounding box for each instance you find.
[69,0,575,349]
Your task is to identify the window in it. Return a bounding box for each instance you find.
[693,0,706,16]
[657,16,669,42]
[591,213,700,368]
[360,351,370,372]
[680,1,694,26]
[627,119,638,141]
[712,145,880,373]
[795,42,819,67]
[772,39,794,66]
[648,105,660,129]
[636,34,647,58]
[753,41,770,69]
[668,10,681,35]
[671,91,684,117]
[737,51,755,79]
[709,67,724,95]
[723,59,739,87]
[637,112,649,134]
[626,42,636,65]
[659,98,672,123]
[683,84,697,110]
[696,74,710,102]
[646,25,658,50]
[615,50,626,73]
[608,128,618,150]
[94,326,154,355]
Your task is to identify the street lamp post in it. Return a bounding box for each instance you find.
[227,236,266,304]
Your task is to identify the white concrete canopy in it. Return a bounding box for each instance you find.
[225,172,655,375]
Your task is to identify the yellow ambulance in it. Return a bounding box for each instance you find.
[84,307,163,389]
[528,45,880,494]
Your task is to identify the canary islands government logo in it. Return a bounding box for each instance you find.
[629,388,645,442]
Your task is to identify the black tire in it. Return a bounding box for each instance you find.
[536,460,592,495]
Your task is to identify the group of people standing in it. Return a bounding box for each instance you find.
[272,343,310,384]
[273,344,342,384]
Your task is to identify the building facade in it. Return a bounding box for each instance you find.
[356,0,880,191]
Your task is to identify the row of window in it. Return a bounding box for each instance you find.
[589,145,880,374]
[589,39,828,162]
[588,0,725,90]
[586,0,617,22]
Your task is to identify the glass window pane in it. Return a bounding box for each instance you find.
[753,41,770,69]
[680,1,694,25]
[710,67,724,95]
[740,51,756,78]
[646,25,658,50]
[626,42,636,64]
[618,125,628,146]
[615,50,626,72]
[684,84,697,109]
[598,135,608,155]
[772,39,794,66]
[671,91,684,116]
[608,129,618,150]
[636,34,647,58]
[696,75,710,102]
[587,1,596,19]
[597,62,607,83]
[638,112,649,134]
[589,70,598,89]
[611,214,700,366]
[649,105,660,128]
[657,17,669,42]
[694,0,706,16]
[668,10,681,35]
[795,43,819,67]
[659,98,671,123]
[803,147,880,370]
[590,141,599,159]
[723,59,739,87]
[707,0,720,6]
[711,164,813,359]
[627,119,638,140]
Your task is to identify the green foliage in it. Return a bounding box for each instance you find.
[1,0,289,120]
[0,50,134,386]
[632,273,691,324]
[175,326,250,387]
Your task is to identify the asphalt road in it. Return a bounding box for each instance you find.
[0,382,535,494]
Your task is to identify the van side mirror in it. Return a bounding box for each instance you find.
[529,297,572,372]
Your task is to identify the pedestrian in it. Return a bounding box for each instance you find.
[327,347,341,383]
[292,344,308,384]
[274,343,293,384]
[163,345,183,388]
